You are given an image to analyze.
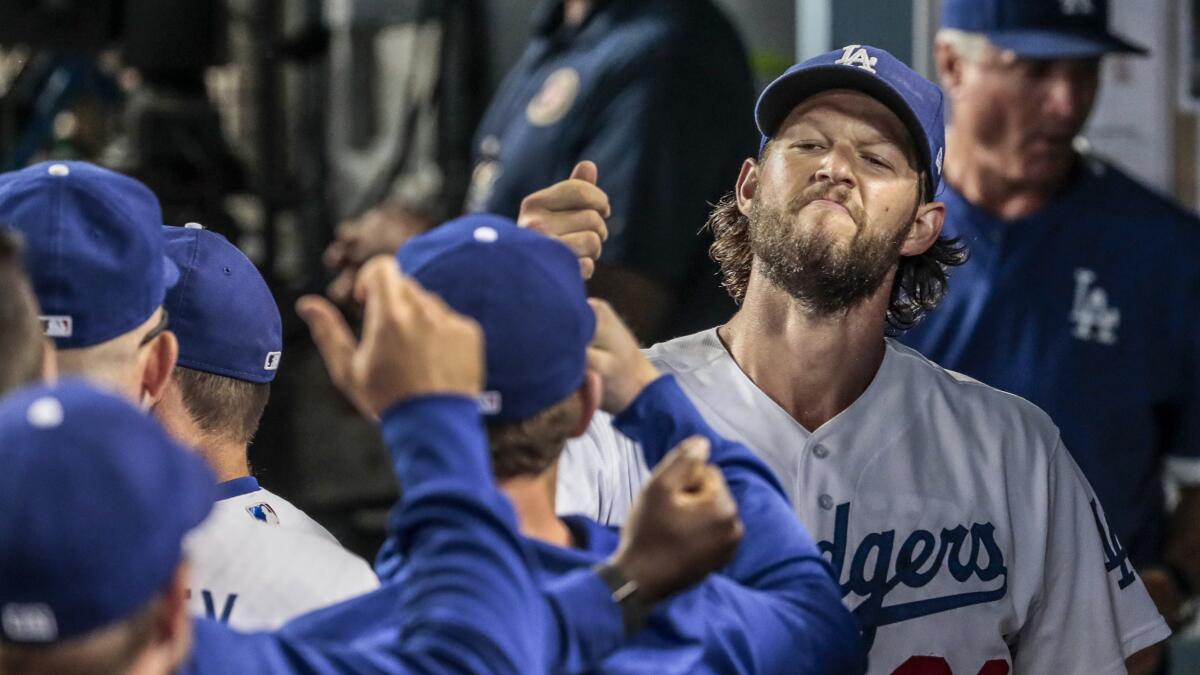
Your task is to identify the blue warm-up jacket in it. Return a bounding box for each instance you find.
[183,395,626,674]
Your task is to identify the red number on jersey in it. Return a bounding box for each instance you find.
[891,656,1009,675]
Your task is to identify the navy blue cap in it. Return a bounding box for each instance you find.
[163,224,282,383]
[0,379,216,644]
[755,45,946,197]
[397,214,595,423]
[942,0,1146,58]
[0,161,179,349]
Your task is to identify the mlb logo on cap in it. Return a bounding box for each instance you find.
[38,316,73,339]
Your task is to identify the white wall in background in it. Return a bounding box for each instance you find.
[1084,0,1175,190]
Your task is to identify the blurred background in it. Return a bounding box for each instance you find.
[2,0,1198,667]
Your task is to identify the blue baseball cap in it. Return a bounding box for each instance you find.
[755,45,946,197]
[164,224,282,383]
[397,214,595,423]
[0,379,216,644]
[942,0,1147,58]
[0,161,179,349]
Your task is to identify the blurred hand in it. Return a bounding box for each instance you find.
[586,298,660,414]
[297,255,484,417]
[610,436,743,603]
[518,161,610,279]
[324,205,434,306]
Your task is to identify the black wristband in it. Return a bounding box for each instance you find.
[592,562,652,636]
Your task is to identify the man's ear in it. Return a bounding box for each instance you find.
[734,157,760,218]
[570,370,603,438]
[140,330,179,409]
[40,338,57,383]
[935,39,964,95]
[900,200,946,257]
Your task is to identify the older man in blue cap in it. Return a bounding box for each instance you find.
[898,3,1200,671]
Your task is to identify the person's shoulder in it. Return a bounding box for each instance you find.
[644,328,725,370]
[886,340,1062,446]
[1077,157,1200,231]
[188,505,377,586]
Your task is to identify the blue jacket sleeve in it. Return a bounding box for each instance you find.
[613,376,867,674]
[184,395,551,674]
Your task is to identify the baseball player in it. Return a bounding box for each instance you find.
[0,161,179,407]
[0,259,749,674]
[899,3,1200,671]
[157,223,378,630]
[298,213,865,673]
[555,46,1170,673]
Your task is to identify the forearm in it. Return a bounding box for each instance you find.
[1164,486,1200,592]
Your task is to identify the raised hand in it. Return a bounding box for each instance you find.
[298,255,484,417]
[518,161,611,279]
[585,298,661,414]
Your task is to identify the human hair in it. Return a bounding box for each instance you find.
[0,596,160,675]
[935,28,993,62]
[486,392,583,481]
[0,230,44,396]
[707,143,969,333]
[173,366,271,446]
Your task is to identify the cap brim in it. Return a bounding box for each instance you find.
[986,29,1148,59]
[756,65,935,195]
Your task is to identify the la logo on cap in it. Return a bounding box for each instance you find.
[835,45,878,74]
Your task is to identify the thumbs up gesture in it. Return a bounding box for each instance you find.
[517,161,611,279]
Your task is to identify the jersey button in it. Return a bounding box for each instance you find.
[818,494,834,510]
[812,444,829,459]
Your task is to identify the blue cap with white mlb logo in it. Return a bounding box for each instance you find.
[942,0,1146,58]
[0,379,215,644]
[163,224,283,383]
[397,214,595,423]
[755,45,945,197]
[0,161,179,349]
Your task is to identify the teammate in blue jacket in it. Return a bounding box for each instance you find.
[300,214,867,674]
[900,4,1200,670]
[0,253,743,674]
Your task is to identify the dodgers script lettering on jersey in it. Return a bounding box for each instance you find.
[557,330,1170,674]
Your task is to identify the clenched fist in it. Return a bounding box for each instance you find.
[610,436,744,603]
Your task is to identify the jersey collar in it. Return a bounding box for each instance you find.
[214,476,261,501]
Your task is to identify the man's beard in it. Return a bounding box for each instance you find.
[748,186,910,317]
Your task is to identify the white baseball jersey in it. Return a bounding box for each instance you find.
[558,329,1170,675]
[184,477,380,631]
